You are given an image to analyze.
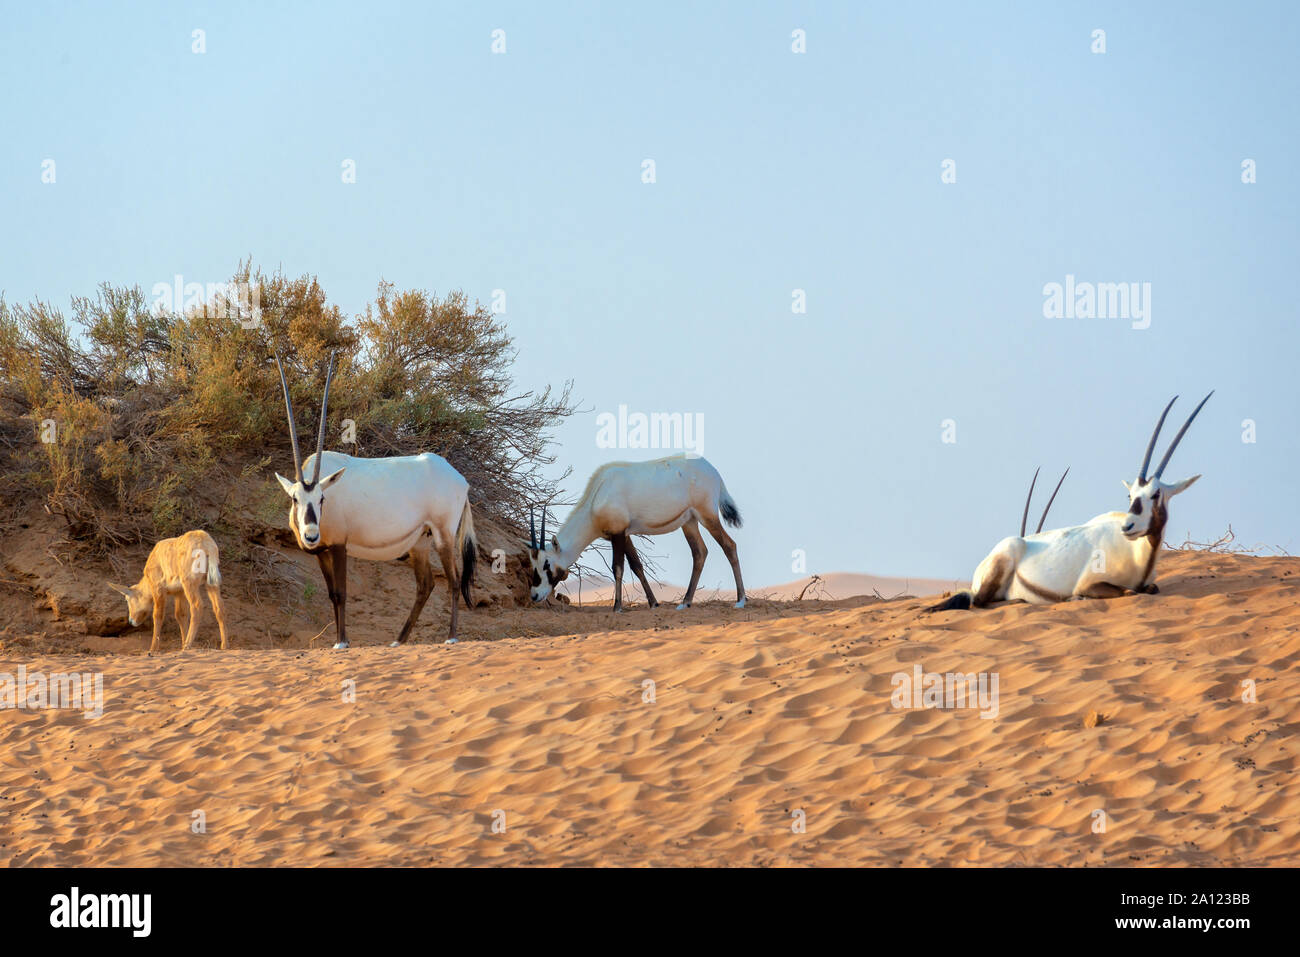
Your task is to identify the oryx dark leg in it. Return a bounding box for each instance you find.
[318,544,349,649]
[1076,581,1129,600]
[622,536,658,608]
[699,515,746,608]
[436,538,460,643]
[610,533,627,612]
[677,520,708,610]
[394,545,436,646]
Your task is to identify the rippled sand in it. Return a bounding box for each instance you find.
[3,550,1296,866]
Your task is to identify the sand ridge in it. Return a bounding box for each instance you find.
[1,550,1297,866]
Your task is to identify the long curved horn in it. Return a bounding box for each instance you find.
[1154,390,1213,480]
[310,351,336,485]
[273,350,303,483]
[529,507,537,549]
[1036,467,1069,534]
[1139,396,1179,482]
[1020,467,1040,538]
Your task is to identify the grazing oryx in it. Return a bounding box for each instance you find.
[927,392,1213,611]
[273,352,477,648]
[526,454,746,611]
[109,530,229,652]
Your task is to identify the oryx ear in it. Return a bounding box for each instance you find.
[551,535,559,550]
[1165,474,1202,497]
[275,473,296,495]
[319,467,346,490]
[1121,479,1133,493]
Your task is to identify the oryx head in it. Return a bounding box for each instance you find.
[524,506,567,602]
[107,582,151,627]
[1121,392,1212,540]
[273,350,345,550]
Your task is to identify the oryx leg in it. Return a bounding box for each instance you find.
[171,594,187,638]
[610,533,627,612]
[207,584,229,650]
[677,520,708,610]
[318,544,349,649]
[434,537,461,643]
[699,514,746,609]
[149,592,166,654]
[394,545,437,646]
[622,536,658,608]
[180,581,204,651]
[1075,581,1129,600]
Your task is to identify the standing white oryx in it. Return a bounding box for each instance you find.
[273,352,477,647]
[526,454,746,611]
[927,392,1213,611]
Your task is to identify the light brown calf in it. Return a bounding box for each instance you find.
[109,530,229,652]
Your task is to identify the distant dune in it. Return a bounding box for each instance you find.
[558,571,965,605]
[4,550,1297,866]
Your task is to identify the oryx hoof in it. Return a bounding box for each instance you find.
[734,598,747,609]
[1145,584,1160,594]
[676,602,690,611]
[389,641,401,647]
[333,640,350,650]
[444,637,459,645]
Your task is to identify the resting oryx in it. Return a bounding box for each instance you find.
[927,392,1212,611]
[526,454,746,611]
[273,352,477,647]
[109,529,229,652]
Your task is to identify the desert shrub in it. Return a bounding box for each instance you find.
[0,265,574,561]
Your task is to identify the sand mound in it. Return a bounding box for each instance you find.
[2,550,1297,866]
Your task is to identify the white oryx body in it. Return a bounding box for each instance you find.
[929,392,1212,612]
[969,510,1164,605]
[527,454,746,611]
[295,450,471,563]
[273,352,477,648]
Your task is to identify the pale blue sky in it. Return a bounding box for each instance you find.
[2,2,1297,587]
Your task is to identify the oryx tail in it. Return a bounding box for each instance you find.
[457,498,477,608]
[719,482,742,528]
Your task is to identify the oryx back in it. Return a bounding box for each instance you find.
[587,454,728,536]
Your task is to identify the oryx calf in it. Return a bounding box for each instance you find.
[273,352,478,647]
[927,392,1212,611]
[526,454,746,611]
[109,530,229,652]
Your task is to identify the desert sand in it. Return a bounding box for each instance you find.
[2,549,1298,867]
[560,571,966,607]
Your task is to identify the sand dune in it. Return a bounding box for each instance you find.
[559,571,965,605]
[2,550,1297,866]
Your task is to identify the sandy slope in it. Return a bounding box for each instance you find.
[2,550,1298,867]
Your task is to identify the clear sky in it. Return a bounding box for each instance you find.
[2,2,1297,588]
